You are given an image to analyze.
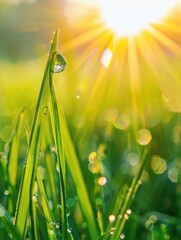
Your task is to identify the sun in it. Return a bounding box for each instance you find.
[98,0,178,36]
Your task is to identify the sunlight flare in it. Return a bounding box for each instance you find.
[98,0,178,36]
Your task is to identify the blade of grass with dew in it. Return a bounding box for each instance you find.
[51,87,100,239]
[13,30,60,239]
[50,85,70,240]
[7,108,25,214]
[111,147,149,240]
[36,168,58,240]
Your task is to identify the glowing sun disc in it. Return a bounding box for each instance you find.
[98,0,178,36]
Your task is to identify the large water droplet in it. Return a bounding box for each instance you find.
[51,52,66,73]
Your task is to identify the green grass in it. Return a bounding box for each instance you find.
[0,30,181,240]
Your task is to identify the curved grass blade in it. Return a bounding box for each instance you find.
[52,88,100,239]
[50,85,70,239]
[13,30,60,239]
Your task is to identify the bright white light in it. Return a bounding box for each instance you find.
[100,48,112,68]
[98,0,178,36]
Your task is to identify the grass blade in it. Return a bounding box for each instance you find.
[111,147,149,240]
[50,86,68,239]
[36,169,57,240]
[6,108,25,214]
[7,108,25,187]
[54,91,100,239]
[13,30,59,239]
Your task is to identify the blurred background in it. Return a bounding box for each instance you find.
[0,0,181,117]
[0,0,181,238]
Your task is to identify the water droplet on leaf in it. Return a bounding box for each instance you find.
[120,233,125,239]
[4,190,10,196]
[109,214,116,222]
[56,224,60,229]
[98,176,107,186]
[51,52,66,73]
[42,106,48,115]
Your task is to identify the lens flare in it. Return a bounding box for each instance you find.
[99,0,178,36]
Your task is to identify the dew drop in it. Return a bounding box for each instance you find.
[67,228,72,233]
[32,194,38,202]
[4,190,10,196]
[50,145,56,152]
[98,176,107,186]
[138,180,142,185]
[120,233,125,239]
[50,221,55,226]
[110,228,115,236]
[67,204,70,217]
[42,106,48,115]
[109,214,116,222]
[124,213,129,220]
[51,52,66,73]
[126,209,132,215]
[56,224,60,229]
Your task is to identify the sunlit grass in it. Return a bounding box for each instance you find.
[0,1,181,239]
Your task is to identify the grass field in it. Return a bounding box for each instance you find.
[0,1,181,239]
